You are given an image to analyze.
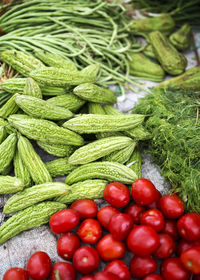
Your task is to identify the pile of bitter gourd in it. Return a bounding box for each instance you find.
[0,49,150,244]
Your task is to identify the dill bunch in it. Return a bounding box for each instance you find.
[133,88,200,212]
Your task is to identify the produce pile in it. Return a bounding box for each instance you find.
[3,179,200,279]
[0,49,150,245]
[133,87,200,213]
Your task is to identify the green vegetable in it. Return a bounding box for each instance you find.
[169,23,192,51]
[0,176,24,194]
[0,133,17,174]
[133,88,200,212]
[45,157,77,177]
[23,77,42,99]
[0,201,65,244]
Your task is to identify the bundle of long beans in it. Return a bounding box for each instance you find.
[0,0,145,88]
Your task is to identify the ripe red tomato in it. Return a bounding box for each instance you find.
[180,246,200,274]
[57,232,80,260]
[50,262,76,280]
[104,260,131,280]
[146,189,162,209]
[140,209,165,232]
[97,206,120,229]
[130,255,157,278]
[26,251,52,280]
[103,182,130,208]
[177,213,200,241]
[94,272,120,280]
[73,246,99,274]
[131,178,158,206]
[177,239,200,256]
[49,209,79,234]
[108,213,133,241]
[80,275,94,280]
[70,199,98,219]
[153,233,176,259]
[143,274,163,280]
[124,203,145,224]
[96,234,125,261]
[159,194,184,219]
[3,268,28,280]
[162,219,179,240]
[77,218,102,244]
[161,258,190,280]
[127,225,159,256]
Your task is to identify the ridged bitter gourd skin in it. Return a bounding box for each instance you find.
[14,149,32,187]
[0,176,24,194]
[45,158,77,177]
[46,94,85,112]
[0,201,66,244]
[55,179,107,204]
[65,161,138,185]
[0,133,17,174]
[4,182,71,214]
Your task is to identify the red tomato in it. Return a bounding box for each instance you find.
[96,234,125,261]
[140,209,165,232]
[3,268,28,280]
[104,260,131,280]
[177,213,200,241]
[77,219,102,244]
[70,199,98,219]
[124,203,145,224]
[50,262,76,280]
[97,206,120,229]
[180,246,200,274]
[143,274,163,280]
[131,178,158,206]
[159,194,184,219]
[73,246,99,274]
[146,189,162,209]
[49,209,79,234]
[108,213,133,241]
[57,232,80,260]
[130,255,157,278]
[127,225,159,256]
[26,251,52,280]
[94,271,120,280]
[103,182,130,208]
[162,219,179,240]
[177,239,200,256]
[153,233,176,259]
[161,258,190,280]
[80,275,94,280]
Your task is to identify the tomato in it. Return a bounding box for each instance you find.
[103,182,130,208]
[161,258,190,280]
[26,251,52,280]
[3,268,28,280]
[140,209,165,232]
[127,225,159,256]
[97,206,120,229]
[73,246,99,274]
[96,234,125,261]
[108,213,133,241]
[94,271,120,280]
[50,262,76,280]
[124,203,145,224]
[80,275,94,280]
[77,219,102,244]
[177,213,200,241]
[130,255,157,278]
[159,194,184,219]
[162,219,179,240]
[104,260,131,280]
[153,233,175,259]
[57,232,80,260]
[177,239,200,256]
[146,189,162,209]
[180,246,200,274]
[131,178,158,206]
[143,274,163,280]
[49,209,79,234]
[70,199,98,219]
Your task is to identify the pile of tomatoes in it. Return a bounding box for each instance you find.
[3,178,200,280]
